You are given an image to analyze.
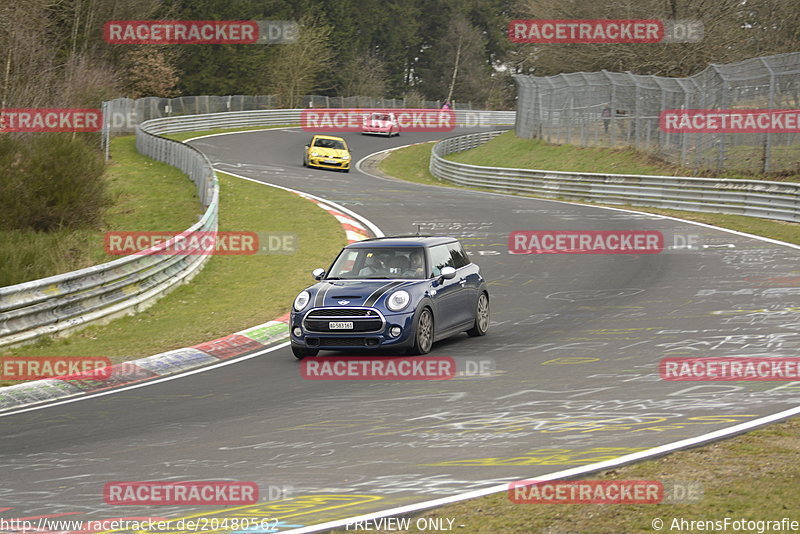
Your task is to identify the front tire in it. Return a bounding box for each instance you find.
[292,345,319,359]
[409,308,434,355]
[466,292,489,337]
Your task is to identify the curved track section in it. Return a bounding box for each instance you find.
[1,126,799,532]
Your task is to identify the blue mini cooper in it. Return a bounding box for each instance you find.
[290,236,489,359]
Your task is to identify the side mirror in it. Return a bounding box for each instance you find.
[440,266,457,280]
[312,268,325,280]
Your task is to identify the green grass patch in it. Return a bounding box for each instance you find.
[1,171,345,383]
[331,416,800,533]
[378,142,443,186]
[445,131,799,181]
[164,124,291,143]
[0,136,200,287]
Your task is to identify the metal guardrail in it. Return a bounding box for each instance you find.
[1,108,513,348]
[430,131,800,223]
[138,109,517,134]
[0,123,219,348]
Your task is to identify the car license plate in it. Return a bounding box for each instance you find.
[329,321,353,330]
[325,159,337,163]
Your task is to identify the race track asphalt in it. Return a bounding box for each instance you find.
[1,126,798,531]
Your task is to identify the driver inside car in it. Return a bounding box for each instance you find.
[358,251,391,277]
[403,249,426,278]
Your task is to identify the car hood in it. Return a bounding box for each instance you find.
[365,119,391,128]
[308,279,421,308]
[309,146,348,158]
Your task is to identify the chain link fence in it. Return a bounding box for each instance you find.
[514,52,800,174]
[102,94,471,136]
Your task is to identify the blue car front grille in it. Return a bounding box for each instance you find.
[303,307,385,333]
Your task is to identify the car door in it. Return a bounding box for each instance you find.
[427,244,466,335]
[447,242,479,325]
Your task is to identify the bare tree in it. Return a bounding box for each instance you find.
[121,47,180,98]
[0,0,161,107]
[267,17,334,108]
[339,53,389,98]
[419,13,492,105]
[510,0,793,77]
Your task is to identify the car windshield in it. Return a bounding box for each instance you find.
[314,138,345,150]
[327,247,427,280]
[371,114,390,121]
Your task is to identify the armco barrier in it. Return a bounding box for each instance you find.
[2,108,513,348]
[135,108,516,135]
[0,124,219,348]
[430,131,800,223]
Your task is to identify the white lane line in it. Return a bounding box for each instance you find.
[0,342,290,418]
[183,127,302,143]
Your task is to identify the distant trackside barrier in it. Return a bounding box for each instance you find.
[430,130,800,223]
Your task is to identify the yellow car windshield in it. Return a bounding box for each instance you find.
[314,139,345,150]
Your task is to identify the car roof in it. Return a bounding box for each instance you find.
[313,135,346,141]
[345,236,459,248]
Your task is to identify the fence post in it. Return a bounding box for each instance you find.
[760,57,777,174]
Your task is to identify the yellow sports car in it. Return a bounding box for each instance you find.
[302,135,351,172]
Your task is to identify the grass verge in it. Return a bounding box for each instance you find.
[0,136,200,287]
[164,124,291,143]
[444,131,799,181]
[1,149,346,385]
[330,417,800,533]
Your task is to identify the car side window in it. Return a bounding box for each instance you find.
[429,245,454,277]
[447,242,470,268]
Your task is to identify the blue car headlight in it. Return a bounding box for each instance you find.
[294,291,311,311]
[386,290,410,312]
